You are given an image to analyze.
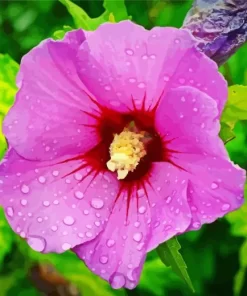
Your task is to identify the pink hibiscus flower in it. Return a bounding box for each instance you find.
[0,21,245,289]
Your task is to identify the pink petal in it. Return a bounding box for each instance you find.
[73,162,192,289]
[73,195,151,290]
[76,21,226,115]
[145,163,192,251]
[155,86,245,228]
[4,30,99,161]
[0,149,119,253]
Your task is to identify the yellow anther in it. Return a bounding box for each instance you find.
[107,128,146,180]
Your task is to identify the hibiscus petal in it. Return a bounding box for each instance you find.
[73,195,152,289]
[73,162,192,289]
[4,30,99,161]
[76,20,226,115]
[155,86,245,229]
[0,149,119,253]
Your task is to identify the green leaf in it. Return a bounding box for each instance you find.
[0,54,19,159]
[59,0,109,30]
[59,0,129,31]
[220,85,247,143]
[233,239,247,296]
[157,237,195,292]
[103,0,129,22]
[226,184,247,237]
[0,207,14,268]
[52,25,74,40]
[0,54,19,117]
[219,122,236,144]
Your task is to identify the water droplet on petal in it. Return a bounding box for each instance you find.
[134,221,140,228]
[163,75,170,82]
[126,49,134,56]
[43,201,50,207]
[166,196,172,204]
[74,173,83,181]
[6,207,14,217]
[63,216,75,225]
[211,182,218,189]
[129,78,136,83]
[221,203,230,211]
[95,221,100,227]
[133,232,143,242]
[21,184,30,194]
[90,198,104,209]
[38,176,46,184]
[52,171,59,177]
[110,100,121,107]
[193,107,198,112]
[62,243,71,251]
[138,206,146,214]
[51,225,58,232]
[138,82,146,89]
[27,236,46,252]
[21,199,27,206]
[75,191,84,199]
[100,256,108,264]
[192,222,201,229]
[107,239,115,247]
[110,273,126,289]
[86,231,92,238]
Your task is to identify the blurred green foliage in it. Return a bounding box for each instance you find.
[0,0,247,296]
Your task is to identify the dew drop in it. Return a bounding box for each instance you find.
[163,75,170,82]
[193,107,198,112]
[91,198,104,209]
[104,85,111,91]
[27,236,46,252]
[86,231,92,238]
[129,78,136,83]
[126,49,134,56]
[134,221,140,228]
[21,184,30,194]
[221,203,230,211]
[133,232,143,242]
[110,100,121,107]
[110,273,126,289]
[107,239,115,247]
[192,222,201,229]
[38,176,46,184]
[211,182,218,189]
[74,173,83,181]
[63,216,75,226]
[166,196,172,204]
[51,225,58,232]
[100,256,108,264]
[95,221,100,227]
[138,82,146,89]
[21,199,27,206]
[7,207,14,217]
[75,191,84,199]
[138,206,146,214]
[62,243,71,251]
[83,209,89,215]
[52,170,59,177]
[43,201,50,207]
